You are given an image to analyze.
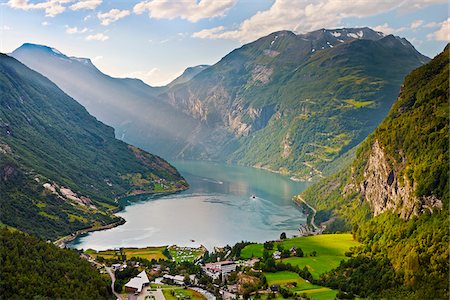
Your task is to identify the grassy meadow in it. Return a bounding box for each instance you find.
[241,234,360,278]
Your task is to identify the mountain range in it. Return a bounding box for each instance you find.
[12,27,429,180]
[11,43,208,159]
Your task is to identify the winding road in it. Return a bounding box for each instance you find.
[105,266,122,300]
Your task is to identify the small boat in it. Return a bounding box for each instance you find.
[190,239,195,242]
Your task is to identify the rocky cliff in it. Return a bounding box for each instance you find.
[355,139,442,220]
[160,28,429,179]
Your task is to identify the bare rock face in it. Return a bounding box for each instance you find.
[359,139,442,219]
[1,164,17,182]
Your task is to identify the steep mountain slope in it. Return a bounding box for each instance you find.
[163,28,429,179]
[166,65,210,88]
[0,228,112,299]
[300,45,449,298]
[11,44,208,158]
[0,53,187,240]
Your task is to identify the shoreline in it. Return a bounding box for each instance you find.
[292,195,323,235]
[55,187,189,249]
[54,217,126,248]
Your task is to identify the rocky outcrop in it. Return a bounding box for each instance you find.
[358,140,442,219]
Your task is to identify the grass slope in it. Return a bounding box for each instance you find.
[241,234,359,278]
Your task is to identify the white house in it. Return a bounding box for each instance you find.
[125,270,150,294]
[273,251,281,259]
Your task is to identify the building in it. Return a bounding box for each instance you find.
[162,274,185,285]
[289,247,297,256]
[202,261,237,279]
[273,251,281,259]
[125,270,150,294]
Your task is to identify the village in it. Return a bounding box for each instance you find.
[78,233,359,300]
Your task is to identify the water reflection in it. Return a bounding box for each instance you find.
[68,161,310,250]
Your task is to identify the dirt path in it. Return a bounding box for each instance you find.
[105,266,123,300]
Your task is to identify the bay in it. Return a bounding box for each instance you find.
[68,161,309,250]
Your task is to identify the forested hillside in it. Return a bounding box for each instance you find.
[0,53,187,240]
[0,229,112,299]
[301,45,449,298]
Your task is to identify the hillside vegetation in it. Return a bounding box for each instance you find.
[300,45,449,298]
[162,28,428,180]
[0,54,187,240]
[0,229,112,299]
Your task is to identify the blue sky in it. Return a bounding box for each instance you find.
[1,0,448,86]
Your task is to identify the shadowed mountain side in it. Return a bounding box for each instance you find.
[11,44,209,158]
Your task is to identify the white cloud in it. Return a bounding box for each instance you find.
[133,0,236,23]
[424,21,440,28]
[70,0,102,10]
[427,18,449,41]
[92,55,103,62]
[372,23,406,35]
[192,26,225,39]
[410,19,423,30]
[97,8,130,26]
[0,25,12,31]
[41,21,50,26]
[7,0,71,17]
[192,0,446,43]
[86,32,109,41]
[66,26,88,34]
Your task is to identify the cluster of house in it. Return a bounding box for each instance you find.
[202,260,237,280]
[273,247,298,259]
[111,263,128,271]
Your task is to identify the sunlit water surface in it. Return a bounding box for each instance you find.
[68,161,309,250]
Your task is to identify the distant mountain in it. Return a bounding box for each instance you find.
[11,43,208,158]
[160,27,429,179]
[167,65,210,88]
[0,53,187,240]
[301,45,449,298]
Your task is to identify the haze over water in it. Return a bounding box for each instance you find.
[69,161,309,250]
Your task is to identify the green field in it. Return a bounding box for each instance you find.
[160,286,205,300]
[85,246,167,261]
[241,234,360,278]
[264,271,337,299]
[265,271,320,291]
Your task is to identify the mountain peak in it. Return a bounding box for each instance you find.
[16,43,65,57]
[13,43,95,68]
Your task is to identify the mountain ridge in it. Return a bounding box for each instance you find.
[12,27,429,180]
[0,53,187,240]
[160,27,429,179]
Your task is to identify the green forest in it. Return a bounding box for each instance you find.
[0,229,112,299]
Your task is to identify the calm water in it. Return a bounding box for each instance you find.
[68,161,309,250]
